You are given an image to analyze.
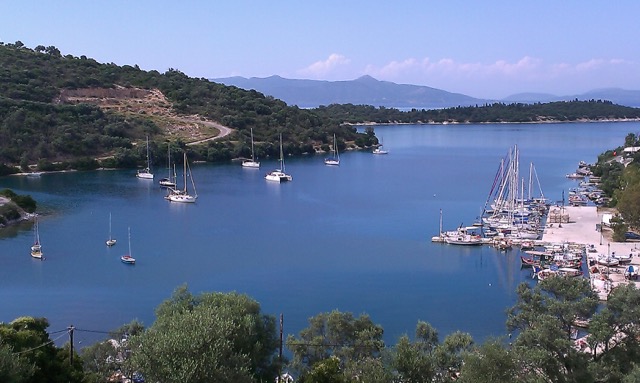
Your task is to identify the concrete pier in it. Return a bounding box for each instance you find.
[540,205,640,300]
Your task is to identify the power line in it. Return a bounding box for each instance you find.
[12,332,67,355]
[74,328,111,334]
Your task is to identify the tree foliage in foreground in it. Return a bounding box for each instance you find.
[5,278,640,382]
[124,285,279,383]
[0,316,83,383]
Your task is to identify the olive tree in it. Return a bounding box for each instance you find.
[286,310,385,379]
[126,285,279,383]
[507,277,598,382]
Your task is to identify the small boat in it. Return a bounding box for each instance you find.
[27,172,42,177]
[106,212,117,247]
[242,128,260,168]
[566,172,584,179]
[612,252,632,264]
[431,209,446,242]
[373,137,388,155]
[121,227,136,265]
[596,255,619,267]
[324,134,340,166]
[494,239,513,250]
[166,152,198,203]
[136,135,154,179]
[30,217,43,260]
[624,265,638,280]
[265,134,292,182]
[159,146,177,188]
[444,226,483,246]
[535,265,583,281]
[520,255,541,268]
[520,241,535,250]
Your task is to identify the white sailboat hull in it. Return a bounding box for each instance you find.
[30,244,43,259]
[242,161,260,168]
[265,171,292,182]
[167,193,197,203]
[158,178,176,187]
[136,170,154,179]
[265,134,292,182]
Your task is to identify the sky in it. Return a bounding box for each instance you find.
[1,1,639,99]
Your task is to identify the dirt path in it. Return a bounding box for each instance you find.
[181,118,234,146]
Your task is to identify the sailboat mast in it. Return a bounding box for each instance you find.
[183,152,188,192]
[250,128,255,162]
[128,227,132,257]
[279,133,285,172]
[146,136,150,169]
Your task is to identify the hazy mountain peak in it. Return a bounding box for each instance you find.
[355,74,378,82]
[212,75,640,109]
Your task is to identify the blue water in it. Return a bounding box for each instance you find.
[0,122,635,347]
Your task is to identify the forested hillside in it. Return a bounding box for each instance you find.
[314,100,640,125]
[0,41,374,173]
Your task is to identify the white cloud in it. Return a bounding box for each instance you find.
[298,54,351,78]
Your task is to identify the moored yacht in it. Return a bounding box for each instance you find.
[242,128,260,168]
[265,134,292,182]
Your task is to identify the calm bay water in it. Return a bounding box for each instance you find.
[0,121,637,347]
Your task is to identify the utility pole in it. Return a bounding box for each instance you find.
[68,325,75,364]
[278,313,283,383]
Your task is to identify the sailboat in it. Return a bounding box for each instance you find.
[106,212,117,247]
[324,134,340,166]
[136,135,154,179]
[30,216,43,260]
[372,136,388,155]
[242,128,260,168]
[166,151,198,203]
[120,227,135,264]
[265,134,292,182]
[431,209,445,243]
[159,146,177,188]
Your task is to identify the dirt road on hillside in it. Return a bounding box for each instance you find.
[181,118,234,146]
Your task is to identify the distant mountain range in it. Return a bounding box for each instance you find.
[213,75,640,109]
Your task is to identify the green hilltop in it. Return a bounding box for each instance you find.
[0,41,375,173]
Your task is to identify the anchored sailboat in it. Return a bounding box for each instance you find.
[166,151,198,203]
[324,134,340,166]
[136,135,154,179]
[373,136,388,155]
[120,227,135,264]
[242,128,260,168]
[106,212,117,247]
[159,146,177,188]
[30,216,43,260]
[265,134,292,182]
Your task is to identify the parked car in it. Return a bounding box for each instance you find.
[625,232,640,240]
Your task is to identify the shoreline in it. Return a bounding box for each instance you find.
[347,118,640,126]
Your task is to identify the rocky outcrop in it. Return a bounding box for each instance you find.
[0,197,32,227]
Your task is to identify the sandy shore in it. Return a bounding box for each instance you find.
[540,205,640,299]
